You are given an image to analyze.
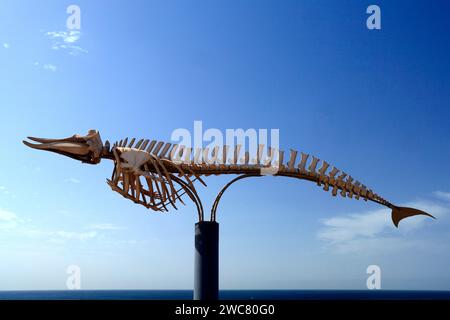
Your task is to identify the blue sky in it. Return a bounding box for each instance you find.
[0,0,449,290]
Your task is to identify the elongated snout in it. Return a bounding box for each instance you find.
[23,137,91,155]
[23,130,104,164]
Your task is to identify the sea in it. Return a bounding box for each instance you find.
[0,290,449,300]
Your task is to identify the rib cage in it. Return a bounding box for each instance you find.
[106,138,393,218]
[107,142,206,219]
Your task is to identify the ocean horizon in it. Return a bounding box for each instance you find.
[0,290,450,300]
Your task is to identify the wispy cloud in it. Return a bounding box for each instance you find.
[45,30,87,56]
[317,193,450,253]
[3,43,9,49]
[434,191,450,202]
[112,239,148,245]
[86,223,125,231]
[46,31,81,43]
[0,208,19,230]
[67,178,81,184]
[43,64,57,72]
[318,208,391,244]
[0,208,17,222]
[34,62,57,72]
[0,210,141,248]
[0,209,98,243]
[0,186,8,194]
[53,44,88,56]
[53,230,97,241]
[0,186,16,199]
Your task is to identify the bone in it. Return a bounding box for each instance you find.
[237,151,246,165]
[193,147,202,164]
[278,150,285,168]
[318,164,329,182]
[298,152,309,172]
[123,138,128,147]
[171,145,184,162]
[222,145,229,165]
[212,146,220,164]
[22,140,90,154]
[203,147,219,165]
[152,141,164,155]
[123,172,130,194]
[262,147,276,166]
[184,147,192,163]
[287,149,298,171]
[318,172,329,184]
[146,140,157,153]
[141,139,150,150]
[360,185,368,200]
[232,145,242,165]
[346,175,354,187]
[257,144,265,165]
[202,148,210,164]
[135,176,142,201]
[168,144,178,160]
[26,136,65,143]
[128,138,136,148]
[346,177,354,196]
[337,172,348,184]
[142,166,155,204]
[318,161,330,175]
[353,181,361,199]
[119,140,123,147]
[135,139,144,149]
[166,143,178,160]
[112,148,122,170]
[244,151,250,164]
[178,146,185,158]
[308,156,320,174]
[367,189,374,200]
[328,167,340,179]
[159,143,172,158]
[331,185,339,196]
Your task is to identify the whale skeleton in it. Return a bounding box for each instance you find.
[23,129,435,226]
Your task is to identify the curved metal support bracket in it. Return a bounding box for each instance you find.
[210,174,261,222]
[170,174,205,221]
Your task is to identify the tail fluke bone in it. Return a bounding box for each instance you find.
[391,206,436,227]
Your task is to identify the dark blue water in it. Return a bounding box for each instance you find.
[0,290,450,300]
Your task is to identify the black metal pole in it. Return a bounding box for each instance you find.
[194,221,219,300]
